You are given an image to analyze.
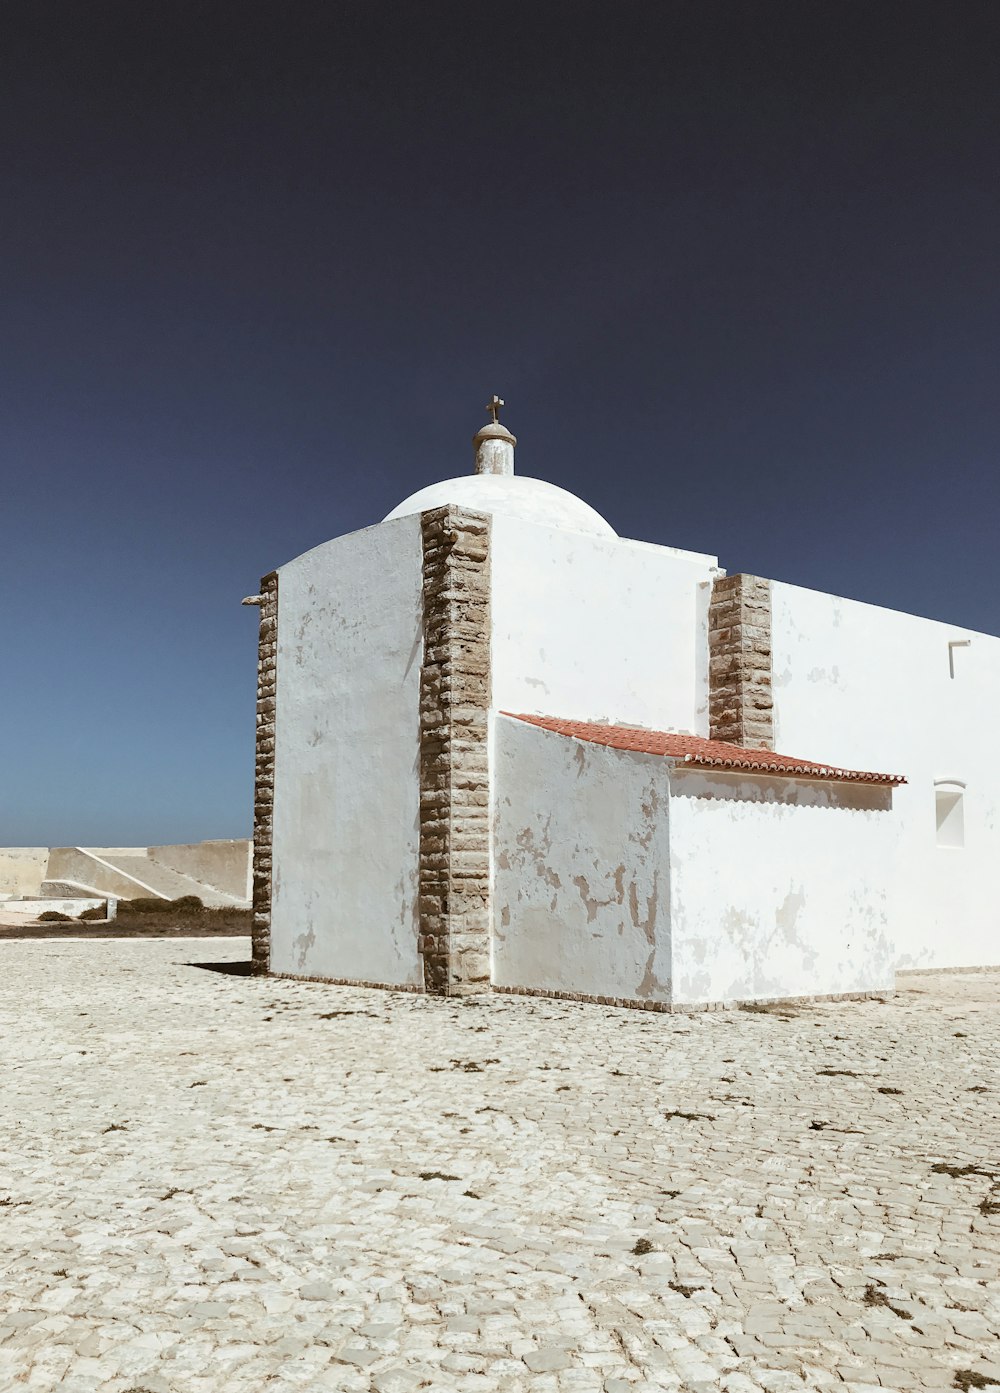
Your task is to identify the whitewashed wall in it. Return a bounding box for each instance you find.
[270,517,423,985]
[492,717,672,1002]
[493,718,897,1006]
[771,583,1000,969]
[668,768,897,1004]
[490,517,717,734]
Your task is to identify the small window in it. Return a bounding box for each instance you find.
[935,781,965,849]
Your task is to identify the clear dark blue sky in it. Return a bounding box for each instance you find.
[2,2,997,845]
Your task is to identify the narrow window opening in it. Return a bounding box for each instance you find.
[935,782,965,849]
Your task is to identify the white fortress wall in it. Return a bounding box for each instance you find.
[2,845,251,905]
[0,848,49,898]
[489,516,718,733]
[667,768,898,1005]
[492,716,672,1003]
[270,517,424,984]
[770,582,1000,970]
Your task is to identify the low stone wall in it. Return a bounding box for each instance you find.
[1,897,109,920]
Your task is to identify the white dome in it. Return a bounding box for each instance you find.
[383,473,617,538]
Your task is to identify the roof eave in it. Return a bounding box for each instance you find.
[679,754,906,786]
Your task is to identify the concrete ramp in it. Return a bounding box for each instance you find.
[147,840,250,901]
[40,844,250,907]
[44,849,154,901]
[92,854,238,903]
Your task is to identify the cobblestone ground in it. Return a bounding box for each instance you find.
[1,939,998,1393]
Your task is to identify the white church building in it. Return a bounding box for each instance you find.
[245,401,998,1009]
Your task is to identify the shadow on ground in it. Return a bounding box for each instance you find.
[187,960,254,975]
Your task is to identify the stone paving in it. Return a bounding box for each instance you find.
[1,939,998,1393]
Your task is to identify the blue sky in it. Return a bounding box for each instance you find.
[2,2,997,844]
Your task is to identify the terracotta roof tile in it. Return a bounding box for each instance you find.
[502,713,906,786]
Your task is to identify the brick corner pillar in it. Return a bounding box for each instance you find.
[708,573,774,749]
[418,506,492,997]
[251,570,278,975]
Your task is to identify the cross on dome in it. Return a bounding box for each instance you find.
[472,394,516,475]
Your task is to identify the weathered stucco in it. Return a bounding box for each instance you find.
[270,518,424,985]
[493,717,898,1008]
[492,716,672,1002]
[489,516,718,734]
[771,581,1000,970]
[667,767,897,1004]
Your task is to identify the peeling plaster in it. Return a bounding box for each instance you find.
[776,889,806,944]
[806,665,844,688]
[293,926,316,972]
[493,716,671,1002]
[636,944,670,1000]
[572,874,616,924]
[493,713,902,1007]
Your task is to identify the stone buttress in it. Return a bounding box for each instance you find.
[250,571,278,974]
[417,506,492,995]
[708,573,774,750]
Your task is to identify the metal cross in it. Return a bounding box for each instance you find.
[485,394,504,424]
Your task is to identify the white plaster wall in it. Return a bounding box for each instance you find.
[771,583,1000,969]
[667,768,898,1004]
[490,516,718,735]
[270,518,423,984]
[0,848,49,896]
[492,717,672,1001]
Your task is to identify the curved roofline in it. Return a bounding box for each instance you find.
[383,472,618,539]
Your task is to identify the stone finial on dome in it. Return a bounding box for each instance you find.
[473,394,516,476]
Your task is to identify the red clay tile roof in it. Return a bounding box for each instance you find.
[502,713,906,786]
